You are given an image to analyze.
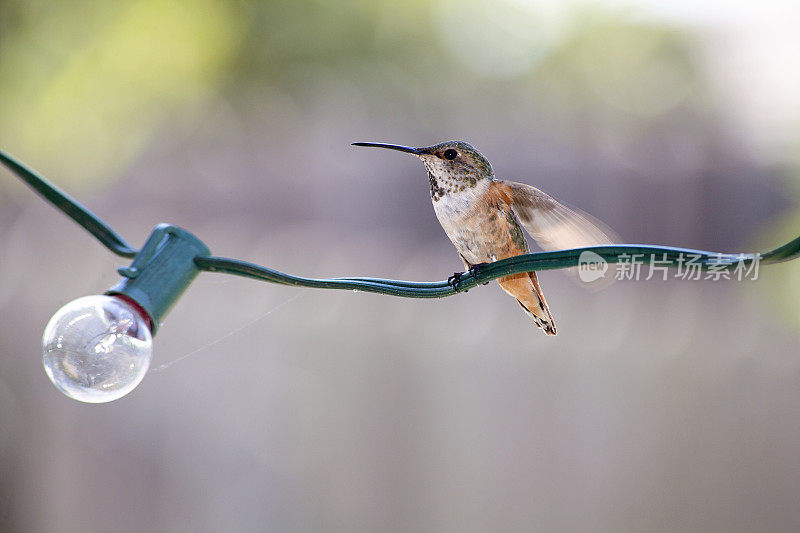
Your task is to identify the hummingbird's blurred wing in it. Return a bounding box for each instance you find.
[504,181,620,288]
[505,181,619,250]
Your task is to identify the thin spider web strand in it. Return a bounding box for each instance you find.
[151,293,302,372]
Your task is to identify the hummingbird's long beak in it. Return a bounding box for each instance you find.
[352,142,426,155]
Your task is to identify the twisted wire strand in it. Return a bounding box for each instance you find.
[195,239,797,297]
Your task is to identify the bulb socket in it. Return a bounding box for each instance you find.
[107,224,210,335]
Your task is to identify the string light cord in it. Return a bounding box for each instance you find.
[6,147,799,403]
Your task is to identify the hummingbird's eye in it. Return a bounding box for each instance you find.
[443,149,458,160]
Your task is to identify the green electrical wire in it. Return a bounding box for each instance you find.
[2,147,799,299]
[195,240,799,297]
[0,149,138,258]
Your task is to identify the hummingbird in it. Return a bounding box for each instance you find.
[353,140,619,336]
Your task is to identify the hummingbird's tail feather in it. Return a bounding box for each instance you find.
[516,300,557,335]
[497,271,557,336]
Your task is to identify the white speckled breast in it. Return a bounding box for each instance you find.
[431,179,501,265]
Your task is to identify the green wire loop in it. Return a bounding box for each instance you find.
[2,147,799,300]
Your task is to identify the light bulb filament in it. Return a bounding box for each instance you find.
[85,317,135,354]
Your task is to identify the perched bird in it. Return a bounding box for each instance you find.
[353,140,619,335]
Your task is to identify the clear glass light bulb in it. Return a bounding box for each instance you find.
[42,295,152,403]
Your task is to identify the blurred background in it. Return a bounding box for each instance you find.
[2,0,800,531]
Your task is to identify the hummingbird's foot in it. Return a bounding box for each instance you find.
[448,262,491,291]
[447,271,468,292]
[470,262,491,285]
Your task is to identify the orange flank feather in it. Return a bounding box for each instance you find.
[468,181,557,335]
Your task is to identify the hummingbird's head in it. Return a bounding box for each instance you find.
[353,140,494,182]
